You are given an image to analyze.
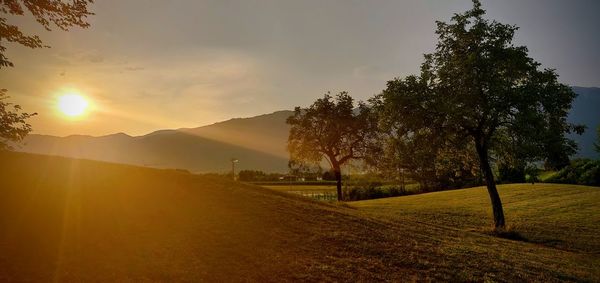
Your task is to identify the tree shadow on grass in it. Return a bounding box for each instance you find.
[479,227,529,242]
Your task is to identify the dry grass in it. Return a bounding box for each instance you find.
[1,151,598,281]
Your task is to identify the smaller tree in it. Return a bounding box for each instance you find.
[0,89,36,150]
[287,92,375,200]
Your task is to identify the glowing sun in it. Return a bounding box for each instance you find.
[57,93,89,117]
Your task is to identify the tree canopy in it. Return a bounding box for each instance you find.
[375,0,582,228]
[1,0,94,68]
[287,92,376,200]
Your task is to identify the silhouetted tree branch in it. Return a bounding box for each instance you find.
[1,0,94,68]
[0,89,36,150]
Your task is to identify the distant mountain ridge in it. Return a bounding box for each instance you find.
[17,87,600,172]
[569,87,600,159]
[20,110,294,172]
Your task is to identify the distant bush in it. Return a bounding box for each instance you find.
[524,166,540,184]
[342,181,418,201]
[238,170,290,182]
[250,181,336,186]
[321,170,337,181]
[545,159,600,186]
[498,165,526,184]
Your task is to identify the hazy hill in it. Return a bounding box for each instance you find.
[570,86,600,159]
[20,110,293,173]
[0,151,598,281]
[18,87,600,173]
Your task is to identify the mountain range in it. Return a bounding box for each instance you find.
[17,87,600,172]
[20,111,293,172]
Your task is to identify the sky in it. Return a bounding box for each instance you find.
[1,0,599,137]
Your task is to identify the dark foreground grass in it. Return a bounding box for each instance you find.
[1,151,599,281]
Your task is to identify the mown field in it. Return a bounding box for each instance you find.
[1,151,599,281]
[351,183,600,254]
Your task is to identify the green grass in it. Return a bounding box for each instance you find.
[539,171,558,181]
[1,151,599,281]
[350,183,600,254]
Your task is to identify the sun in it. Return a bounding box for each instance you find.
[57,93,89,117]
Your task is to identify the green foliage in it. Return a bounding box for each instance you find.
[372,0,581,227]
[368,78,481,190]
[0,0,94,68]
[545,159,600,186]
[287,92,375,167]
[498,164,526,184]
[0,89,36,150]
[321,170,337,181]
[498,164,539,184]
[343,184,411,201]
[524,165,540,184]
[287,91,377,200]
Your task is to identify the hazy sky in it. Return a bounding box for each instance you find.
[1,0,599,136]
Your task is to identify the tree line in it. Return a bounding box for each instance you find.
[287,0,587,229]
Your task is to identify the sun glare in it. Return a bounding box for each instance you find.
[57,93,89,117]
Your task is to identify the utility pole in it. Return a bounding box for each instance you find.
[231,158,239,181]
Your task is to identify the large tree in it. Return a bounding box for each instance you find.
[287,92,375,201]
[369,77,481,190]
[378,0,581,228]
[1,0,94,68]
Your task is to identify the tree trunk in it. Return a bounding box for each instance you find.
[333,164,343,201]
[475,141,506,228]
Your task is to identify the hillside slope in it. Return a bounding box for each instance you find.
[0,152,599,281]
[570,86,600,159]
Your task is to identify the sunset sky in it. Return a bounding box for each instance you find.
[1,0,599,137]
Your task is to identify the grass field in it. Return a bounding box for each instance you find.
[351,183,600,254]
[1,151,599,281]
